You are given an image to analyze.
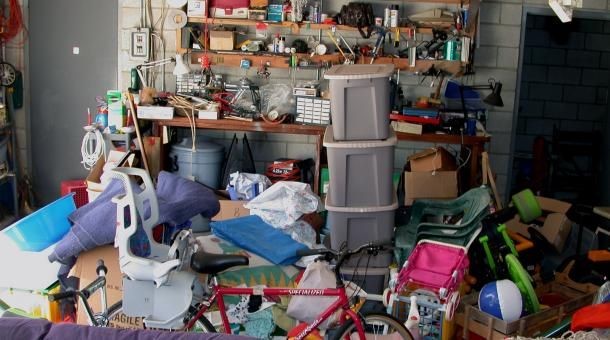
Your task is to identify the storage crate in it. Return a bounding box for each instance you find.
[324,126,396,207]
[324,64,394,141]
[455,270,598,339]
[326,199,397,267]
[61,179,88,208]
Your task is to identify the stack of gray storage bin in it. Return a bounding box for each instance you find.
[323,64,397,293]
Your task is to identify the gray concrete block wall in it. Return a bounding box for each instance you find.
[116,1,610,201]
[517,15,609,157]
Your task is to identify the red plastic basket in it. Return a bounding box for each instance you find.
[60,180,89,208]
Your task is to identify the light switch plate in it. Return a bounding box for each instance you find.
[130,28,150,61]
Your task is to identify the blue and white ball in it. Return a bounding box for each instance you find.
[478,280,523,322]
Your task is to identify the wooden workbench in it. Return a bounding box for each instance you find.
[152,118,491,193]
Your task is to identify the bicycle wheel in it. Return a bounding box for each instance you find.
[332,312,414,340]
[104,301,216,333]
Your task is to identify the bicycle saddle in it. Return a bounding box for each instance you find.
[190,251,249,274]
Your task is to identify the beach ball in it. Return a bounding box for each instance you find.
[478,279,523,322]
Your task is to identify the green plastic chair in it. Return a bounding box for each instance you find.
[395,186,492,265]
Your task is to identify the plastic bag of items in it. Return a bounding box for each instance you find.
[244,181,321,229]
[260,84,296,118]
[227,171,272,201]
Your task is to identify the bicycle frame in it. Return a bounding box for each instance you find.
[187,277,366,340]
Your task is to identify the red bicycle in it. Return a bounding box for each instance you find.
[182,242,413,339]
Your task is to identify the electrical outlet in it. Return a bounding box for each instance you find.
[129,28,150,61]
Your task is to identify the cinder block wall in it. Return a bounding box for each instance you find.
[516,15,607,155]
[118,0,609,200]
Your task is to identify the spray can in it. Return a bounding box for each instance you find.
[390,5,399,28]
[444,39,458,60]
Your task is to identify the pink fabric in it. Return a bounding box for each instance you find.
[397,242,469,298]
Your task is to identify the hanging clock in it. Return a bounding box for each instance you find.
[0,62,17,86]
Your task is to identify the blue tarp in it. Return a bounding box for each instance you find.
[211,215,307,265]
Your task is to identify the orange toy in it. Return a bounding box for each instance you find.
[287,322,322,340]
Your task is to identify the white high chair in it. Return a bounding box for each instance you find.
[110,167,203,329]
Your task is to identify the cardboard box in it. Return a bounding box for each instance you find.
[408,146,457,172]
[86,150,134,193]
[404,171,458,205]
[209,30,235,51]
[506,196,573,252]
[71,245,145,329]
[187,0,207,18]
[211,199,249,221]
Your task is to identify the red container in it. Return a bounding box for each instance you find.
[60,180,89,208]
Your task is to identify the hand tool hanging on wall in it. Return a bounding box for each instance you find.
[369,26,389,64]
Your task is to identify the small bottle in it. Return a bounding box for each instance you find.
[278,37,285,54]
[273,34,280,53]
[405,295,421,340]
[390,5,399,28]
[312,2,320,23]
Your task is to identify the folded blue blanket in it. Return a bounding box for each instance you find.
[49,171,220,272]
[211,215,307,265]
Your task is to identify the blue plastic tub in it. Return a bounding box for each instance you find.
[3,194,76,251]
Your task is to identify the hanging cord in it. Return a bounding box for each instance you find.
[168,95,209,179]
[168,95,211,151]
[0,0,25,44]
[81,128,105,170]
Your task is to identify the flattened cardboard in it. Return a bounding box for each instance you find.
[211,199,250,221]
[405,171,458,205]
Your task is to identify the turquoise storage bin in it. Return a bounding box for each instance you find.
[3,193,75,251]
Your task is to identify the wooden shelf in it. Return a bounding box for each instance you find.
[190,51,464,73]
[395,131,490,144]
[187,17,452,34]
[155,117,326,135]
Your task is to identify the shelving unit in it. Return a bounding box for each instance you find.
[188,50,465,72]
[0,122,19,230]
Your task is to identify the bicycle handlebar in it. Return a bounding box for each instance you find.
[296,241,393,286]
[48,291,76,302]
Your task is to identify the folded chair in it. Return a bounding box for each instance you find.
[394,186,492,265]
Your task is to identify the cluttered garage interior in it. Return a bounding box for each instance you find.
[0,0,609,338]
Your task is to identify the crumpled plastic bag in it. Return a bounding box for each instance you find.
[228,171,272,200]
[244,181,321,229]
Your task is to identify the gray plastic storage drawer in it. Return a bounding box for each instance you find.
[324,64,394,141]
[340,266,390,295]
[324,126,396,207]
[326,200,397,267]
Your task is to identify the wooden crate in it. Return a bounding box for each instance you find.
[455,267,598,339]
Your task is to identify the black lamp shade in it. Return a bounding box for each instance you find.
[483,82,504,107]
